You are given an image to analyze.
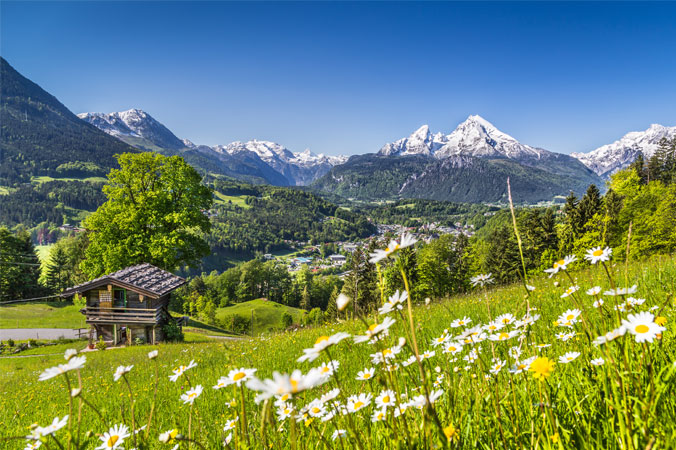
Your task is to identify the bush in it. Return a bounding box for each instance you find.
[95,337,106,351]
[221,314,251,335]
[280,312,294,329]
[162,320,184,342]
[134,337,145,345]
[7,339,14,347]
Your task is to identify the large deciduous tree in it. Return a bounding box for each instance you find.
[81,153,213,278]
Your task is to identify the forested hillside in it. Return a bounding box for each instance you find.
[0,58,137,185]
[313,153,599,203]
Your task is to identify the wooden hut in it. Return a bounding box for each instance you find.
[61,263,186,346]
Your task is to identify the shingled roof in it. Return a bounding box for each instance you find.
[61,263,186,298]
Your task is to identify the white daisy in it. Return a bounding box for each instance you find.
[375,389,396,409]
[470,273,494,287]
[180,385,203,405]
[621,312,666,343]
[347,393,372,413]
[96,424,130,450]
[544,255,576,277]
[590,358,605,366]
[298,332,351,362]
[169,360,197,382]
[356,368,375,381]
[585,246,612,264]
[558,352,581,363]
[214,368,257,388]
[369,233,417,263]
[586,286,602,296]
[39,356,86,381]
[113,365,133,382]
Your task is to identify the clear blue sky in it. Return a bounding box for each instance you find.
[2,1,675,156]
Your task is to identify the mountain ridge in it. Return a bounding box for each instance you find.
[571,124,676,177]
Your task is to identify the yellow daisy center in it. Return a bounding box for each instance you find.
[556,259,565,267]
[321,366,330,373]
[635,324,650,334]
[368,324,378,332]
[566,314,574,320]
[593,249,603,257]
[107,435,119,447]
[382,395,390,403]
[315,336,329,345]
[233,372,246,381]
[354,401,364,409]
[312,407,321,414]
[290,379,299,393]
[363,373,371,379]
[499,332,509,340]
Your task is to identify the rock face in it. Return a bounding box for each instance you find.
[571,124,676,178]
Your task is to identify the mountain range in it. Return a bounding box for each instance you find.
[77,109,347,186]
[2,55,674,205]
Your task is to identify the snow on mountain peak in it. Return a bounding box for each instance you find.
[379,115,545,160]
[572,123,676,177]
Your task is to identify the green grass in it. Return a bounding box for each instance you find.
[216,299,306,334]
[213,191,251,208]
[0,302,86,329]
[0,339,88,357]
[1,255,675,449]
[31,175,108,184]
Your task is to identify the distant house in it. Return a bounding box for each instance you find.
[61,263,186,346]
[263,253,274,260]
[342,243,358,253]
[329,254,347,265]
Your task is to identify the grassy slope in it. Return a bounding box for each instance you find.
[216,299,306,333]
[0,302,86,329]
[0,255,674,448]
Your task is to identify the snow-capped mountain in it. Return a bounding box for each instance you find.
[79,109,347,186]
[379,115,546,160]
[78,109,186,151]
[571,124,676,177]
[213,140,348,185]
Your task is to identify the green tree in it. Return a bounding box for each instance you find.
[0,228,42,300]
[45,246,71,294]
[81,153,213,278]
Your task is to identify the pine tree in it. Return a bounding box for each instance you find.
[326,286,339,320]
[299,285,310,311]
[578,184,602,231]
[45,246,71,294]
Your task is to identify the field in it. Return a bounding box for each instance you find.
[1,253,675,449]
[216,299,306,334]
[213,191,251,209]
[0,302,86,329]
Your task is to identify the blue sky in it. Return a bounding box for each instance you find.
[2,1,675,156]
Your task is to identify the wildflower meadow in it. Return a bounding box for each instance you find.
[1,236,675,449]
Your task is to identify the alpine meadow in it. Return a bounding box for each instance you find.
[2,2,676,450]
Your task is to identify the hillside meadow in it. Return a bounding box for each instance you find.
[1,252,675,449]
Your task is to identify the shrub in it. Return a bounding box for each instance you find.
[221,314,251,335]
[95,337,106,351]
[280,312,294,329]
[162,320,184,342]
[7,339,14,347]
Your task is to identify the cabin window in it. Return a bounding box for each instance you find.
[113,288,127,307]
